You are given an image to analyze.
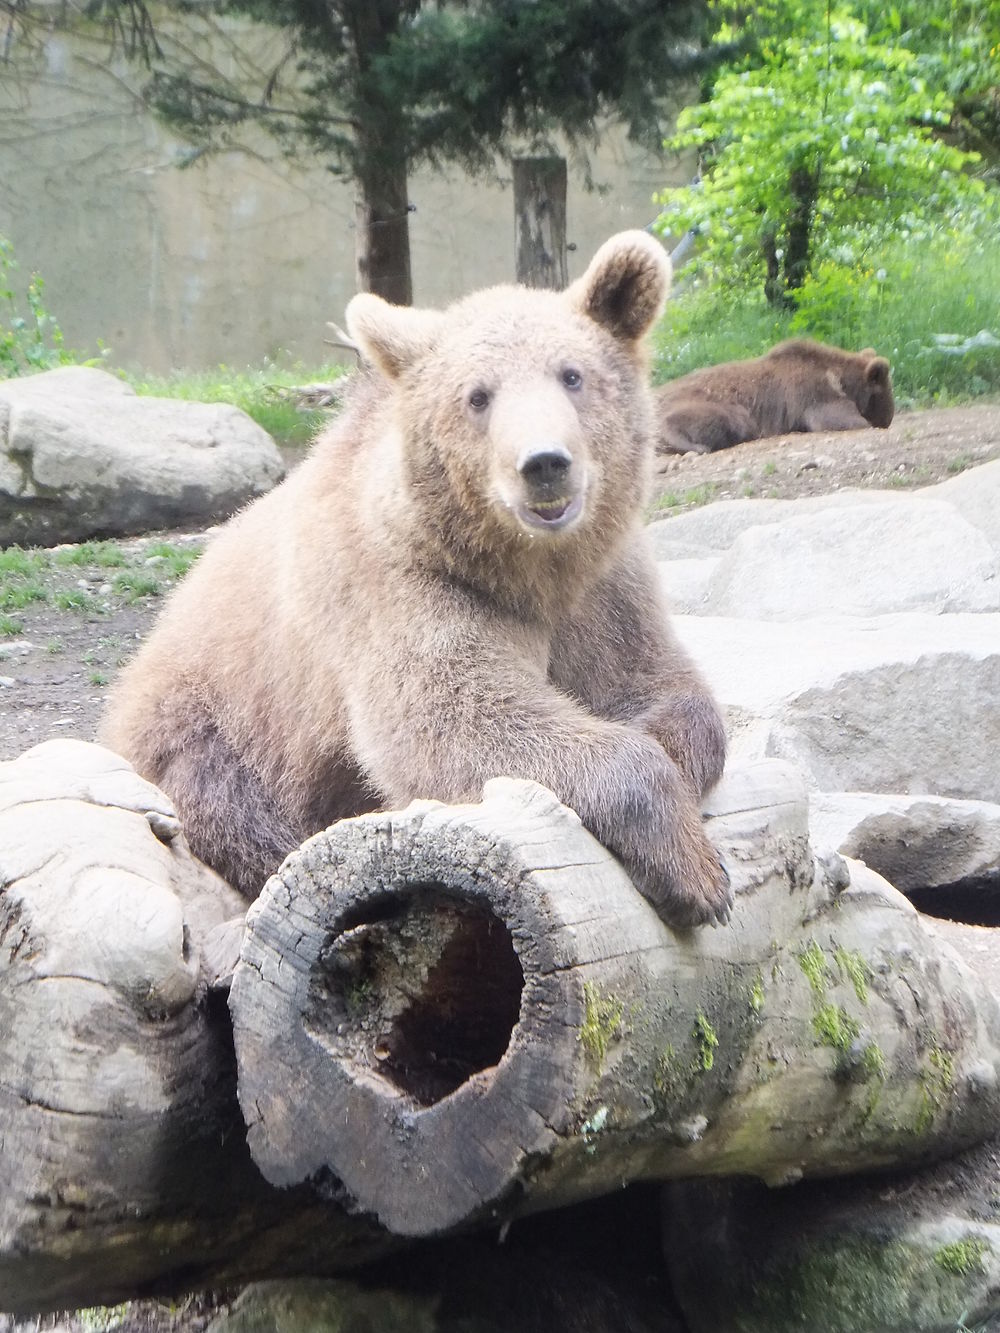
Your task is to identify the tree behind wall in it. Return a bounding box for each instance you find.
[133,0,712,302]
[654,9,996,307]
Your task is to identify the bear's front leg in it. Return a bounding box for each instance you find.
[345,616,731,929]
[550,541,728,800]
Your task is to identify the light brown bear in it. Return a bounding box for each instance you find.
[102,231,731,929]
[655,338,894,455]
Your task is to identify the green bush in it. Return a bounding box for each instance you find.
[0,237,70,378]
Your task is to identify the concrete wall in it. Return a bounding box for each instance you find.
[0,21,689,373]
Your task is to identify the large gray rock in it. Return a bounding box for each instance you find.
[810,790,1000,893]
[647,490,907,558]
[924,458,1000,554]
[676,612,1000,802]
[647,456,1000,563]
[0,366,285,545]
[704,500,999,619]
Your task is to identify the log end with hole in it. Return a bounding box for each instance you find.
[229,779,636,1236]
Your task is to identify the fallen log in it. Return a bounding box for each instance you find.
[231,764,1000,1238]
[0,742,392,1317]
[5,743,1000,1315]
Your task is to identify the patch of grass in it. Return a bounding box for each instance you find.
[112,571,162,602]
[88,670,109,686]
[123,360,348,447]
[947,453,974,474]
[53,588,100,613]
[1,581,47,609]
[0,614,23,635]
[54,541,126,568]
[0,548,45,578]
[144,541,203,579]
[762,460,778,476]
[651,482,720,515]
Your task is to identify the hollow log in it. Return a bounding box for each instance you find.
[0,742,392,1317]
[230,765,1000,1239]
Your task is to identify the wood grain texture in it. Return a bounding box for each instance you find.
[232,764,1000,1237]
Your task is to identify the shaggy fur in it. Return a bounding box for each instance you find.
[102,231,731,928]
[655,338,895,455]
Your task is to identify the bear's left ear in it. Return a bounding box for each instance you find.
[567,230,672,343]
[346,293,445,379]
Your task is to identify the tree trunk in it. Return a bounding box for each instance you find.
[231,764,1000,1238]
[354,143,413,306]
[782,163,819,295]
[513,157,569,289]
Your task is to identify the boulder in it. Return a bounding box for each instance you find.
[675,612,1000,802]
[0,366,285,546]
[810,791,1000,894]
[921,458,1000,554]
[647,490,907,559]
[658,557,719,614]
[647,456,1000,565]
[703,500,998,619]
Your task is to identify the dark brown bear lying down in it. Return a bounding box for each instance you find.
[655,337,894,455]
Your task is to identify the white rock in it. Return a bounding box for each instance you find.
[704,500,999,619]
[676,612,1000,802]
[919,459,1000,555]
[658,558,720,613]
[810,790,1000,890]
[0,366,285,546]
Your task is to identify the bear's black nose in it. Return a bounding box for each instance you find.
[518,446,572,486]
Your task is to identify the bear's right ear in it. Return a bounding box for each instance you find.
[864,355,891,385]
[567,230,672,343]
[345,293,445,379]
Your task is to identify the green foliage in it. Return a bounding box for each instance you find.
[0,237,70,379]
[934,1237,989,1277]
[656,8,995,305]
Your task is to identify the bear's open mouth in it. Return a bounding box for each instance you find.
[519,494,583,531]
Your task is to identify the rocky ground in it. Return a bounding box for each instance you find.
[1,404,998,762]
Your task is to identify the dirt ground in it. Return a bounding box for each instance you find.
[1,402,998,764]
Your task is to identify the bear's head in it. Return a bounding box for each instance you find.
[345,231,670,572]
[852,349,895,429]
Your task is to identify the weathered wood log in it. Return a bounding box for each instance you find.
[230,764,1000,1239]
[0,741,392,1317]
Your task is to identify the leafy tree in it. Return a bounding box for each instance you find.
[135,0,713,304]
[655,7,995,305]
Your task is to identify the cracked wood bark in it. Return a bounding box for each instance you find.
[0,742,393,1317]
[230,764,1000,1239]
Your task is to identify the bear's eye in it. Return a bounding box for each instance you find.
[468,387,491,412]
[561,368,583,391]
